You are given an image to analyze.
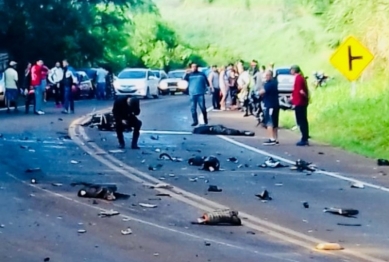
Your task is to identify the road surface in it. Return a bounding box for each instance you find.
[0,96,388,262]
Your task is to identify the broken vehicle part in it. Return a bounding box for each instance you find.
[159,153,183,162]
[193,125,255,136]
[208,185,222,192]
[201,156,220,172]
[323,207,359,217]
[290,159,316,172]
[188,156,205,166]
[195,209,241,226]
[259,157,287,168]
[255,190,272,201]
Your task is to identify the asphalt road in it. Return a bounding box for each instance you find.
[0,96,388,262]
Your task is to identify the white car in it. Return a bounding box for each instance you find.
[159,70,188,95]
[0,72,5,106]
[113,68,159,99]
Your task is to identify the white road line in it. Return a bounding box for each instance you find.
[140,130,192,135]
[217,135,389,193]
[5,172,298,262]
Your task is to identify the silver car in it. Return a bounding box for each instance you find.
[158,70,188,95]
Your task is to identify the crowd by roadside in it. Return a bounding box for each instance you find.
[2,59,115,115]
[185,60,310,147]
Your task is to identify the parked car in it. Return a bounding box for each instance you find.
[77,68,97,90]
[159,70,188,95]
[113,68,159,99]
[74,71,94,99]
[0,71,5,106]
[151,69,168,82]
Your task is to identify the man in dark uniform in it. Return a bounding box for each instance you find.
[112,96,142,149]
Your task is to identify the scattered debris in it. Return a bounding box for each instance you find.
[76,183,118,201]
[77,229,86,234]
[303,202,309,208]
[98,210,120,218]
[0,224,5,228]
[189,178,198,182]
[150,135,159,140]
[194,209,241,225]
[121,228,133,235]
[159,153,183,162]
[204,241,211,246]
[168,173,175,177]
[139,203,157,208]
[44,257,50,262]
[290,159,316,172]
[155,148,161,153]
[70,160,79,164]
[109,149,124,154]
[275,183,283,187]
[255,190,272,201]
[25,168,41,173]
[156,193,171,197]
[323,207,359,217]
[58,118,63,121]
[193,125,255,136]
[246,231,256,235]
[51,183,62,187]
[148,164,163,171]
[227,157,239,163]
[31,179,37,184]
[316,243,343,251]
[337,223,362,227]
[152,183,173,189]
[350,182,365,189]
[153,253,159,256]
[208,185,222,192]
[318,152,324,155]
[20,145,29,149]
[377,159,389,166]
[259,157,287,168]
[201,156,220,172]
[188,156,205,166]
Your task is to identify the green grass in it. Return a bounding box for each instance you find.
[155,0,389,159]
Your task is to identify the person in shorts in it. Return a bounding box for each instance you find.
[4,61,19,113]
[260,69,280,145]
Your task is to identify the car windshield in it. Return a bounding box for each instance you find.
[118,70,146,79]
[152,71,160,78]
[168,71,185,78]
[276,68,291,75]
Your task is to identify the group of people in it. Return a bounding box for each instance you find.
[184,61,310,147]
[3,59,114,115]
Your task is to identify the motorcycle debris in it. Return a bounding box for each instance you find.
[121,228,133,235]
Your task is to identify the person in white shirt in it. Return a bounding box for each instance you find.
[96,67,108,100]
[4,61,19,113]
[48,62,64,107]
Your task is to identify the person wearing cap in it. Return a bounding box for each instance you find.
[112,96,142,149]
[4,61,19,113]
[290,65,310,146]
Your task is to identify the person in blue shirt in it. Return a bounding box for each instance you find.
[259,70,280,146]
[184,63,209,126]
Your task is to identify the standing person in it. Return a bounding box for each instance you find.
[48,62,64,108]
[31,60,44,115]
[105,66,115,100]
[23,62,35,113]
[260,70,280,145]
[237,64,252,116]
[219,66,229,110]
[4,61,19,113]
[96,66,108,100]
[290,65,310,146]
[228,69,238,109]
[61,70,75,114]
[208,65,221,110]
[184,62,209,126]
[112,96,142,149]
[41,63,49,103]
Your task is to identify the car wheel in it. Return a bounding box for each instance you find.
[144,87,150,99]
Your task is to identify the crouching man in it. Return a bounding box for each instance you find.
[112,96,142,149]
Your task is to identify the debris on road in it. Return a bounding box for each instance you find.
[188,156,205,166]
[139,203,158,208]
[148,164,163,171]
[275,183,283,187]
[350,182,365,189]
[168,173,175,177]
[290,159,316,172]
[259,157,287,168]
[318,152,324,155]
[77,229,86,234]
[121,228,133,235]
[156,193,171,197]
[337,223,362,227]
[109,149,124,154]
[255,190,272,201]
[149,183,173,189]
[204,241,211,246]
[43,257,50,262]
[201,156,220,172]
[70,160,79,164]
[155,148,161,153]
[0,224,5,228]
[98,210,120,217]
[31,179,37,184]
[316,243,343,251]
[189,178,198,182]
[193,125,255,136]
[208,185,222,192]
[303,202,309,208]
[25,168,41,173]
[150,135,159,140]
[227,157,239,163]
[377,159,389,166]
[323,207,359,217]
[76,183,118,201]
[51,183,62,187]
[159,153,183,162]
[246,231,256,235]
[194,209,242,226]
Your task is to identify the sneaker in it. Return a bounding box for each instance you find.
[191,122,198,127]
[62,110,69,114]
[35,111,44,115]
[263,139,277,146]
[296,140,309,146]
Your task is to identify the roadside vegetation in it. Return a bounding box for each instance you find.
[156,0,389,159]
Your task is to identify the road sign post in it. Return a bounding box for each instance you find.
[329,36,374,97]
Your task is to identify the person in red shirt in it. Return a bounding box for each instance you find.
[30,60,45,115]
[290,65,309,146]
